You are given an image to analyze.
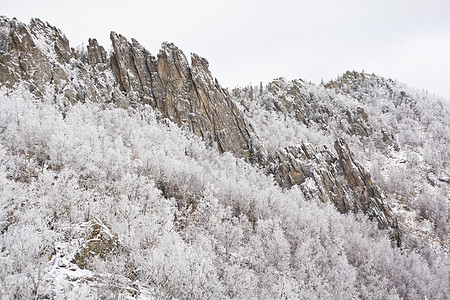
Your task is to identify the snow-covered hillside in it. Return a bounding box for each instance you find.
[237,72,449,248]
[0,84,448,299]
[0,17,449,299]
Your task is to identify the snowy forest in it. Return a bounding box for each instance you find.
[0,17,449,299]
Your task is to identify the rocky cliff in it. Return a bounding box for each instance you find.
[0,17,263,161]
[272,140,396,226]
[0,16,399,240]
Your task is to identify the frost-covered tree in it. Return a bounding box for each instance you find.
[0,84,448,299]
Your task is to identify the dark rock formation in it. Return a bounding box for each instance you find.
[72,217,123,269]
[107,32,264,161]
[333,138,397,230]
[109,32,154,105]
[87,38,107,66]
[264,78,371,136]
[271,139,400,244]
[0,17,56,93]
[188,52,262,161]
[0,16,116,103]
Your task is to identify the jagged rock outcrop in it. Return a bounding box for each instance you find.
[188,52,262,161]
[0,16,114,103]
[0,17,57,93]
[109,32,154,105]
[266,78,333,128]
[0,17,263,161]
[108,32,264,161]
[72,217,124,269]
[334,139,391,220]
[87,38,107,66]
[264,78,371,136]
[272,139,400,244]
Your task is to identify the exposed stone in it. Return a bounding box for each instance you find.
[264,77,371,136]
[30,18,72,64]
[109,32,154,106]
[344,107,371,136]
[0,17,116,104]
[108,35,264,161]
[87,38,107,66]
[189,53,263,161]
[271,139,400,244]
[72,217,122,269]
[0,17,52,94]
[0,17,262,161]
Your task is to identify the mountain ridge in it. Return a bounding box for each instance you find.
[0,16,448,299]
[0,16,400,236]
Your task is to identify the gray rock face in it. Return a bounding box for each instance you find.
[87,38,107,66]
[188,52,262,161]
[266,78,371,136]
[107,33,263,161]
[0,17,262,161]
[109,32,154,106]
[0,17,55,94]
[333,139,396,226]
[272,141,395,220]
[0,16,116,103]
[272,139,400,244]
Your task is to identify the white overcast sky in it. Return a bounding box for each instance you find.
[2,0,450,99]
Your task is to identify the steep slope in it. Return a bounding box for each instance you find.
[237,78,400,239]
[327,71,449,245]
[238,74,449,249]
[0,16,449,299]
[0,16,262,162]
[272,139,397,232]
[108,32,263,161]
[0,16,398,238]
[1,87,448,299]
